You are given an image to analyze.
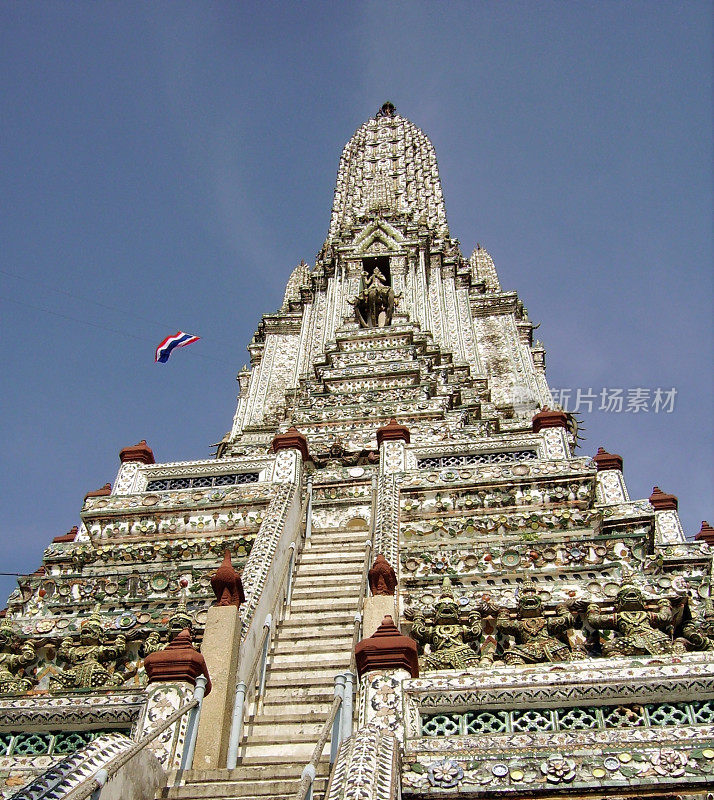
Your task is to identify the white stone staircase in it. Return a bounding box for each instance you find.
[159,525,368,800]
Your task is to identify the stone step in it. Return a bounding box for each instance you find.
[248,704,333,722]
[260,685,337,704]
[299,550,365,563]
[280,613,356,627]
[265,663,350,682]
[288,585,361,601]
[269,648,350,665]
[308,532,370,545]
[179,764,330,782]
[160,777,329,799]
[305,542,369,554]
[296,562,364,577]
[287,596,359,612]
[290,572,362,585]
[239,739,328,761]
[275,622,353,638]
[272,635,353,654]
[239,752,328,765]
[243,718,330,740]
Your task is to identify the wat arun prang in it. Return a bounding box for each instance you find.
[1,103,712,800]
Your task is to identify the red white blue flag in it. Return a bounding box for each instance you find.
[155,331,200,363]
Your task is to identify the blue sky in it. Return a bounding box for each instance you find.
[1,2,712,604]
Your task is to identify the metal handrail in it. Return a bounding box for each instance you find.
[295,479,378,799]
[348,539,373,674]
[348,474,378,675]
[241,489,312,697]
[295,676,345,800]
[62,692,201,800]
[226,485,312,769]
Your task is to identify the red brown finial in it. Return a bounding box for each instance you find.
[144,629,211,694]
[368,555,397,596]
[119,440,155,464]
[270,426,310,461]
[593,447,623,472]
[649,486,679,511]
[85,483,112,499]
[531,407,568,433]
[354,615,418,678]
[210,550,245,608]
[52,525,79,544]
[376,418,410,446]
[695,520,714,545]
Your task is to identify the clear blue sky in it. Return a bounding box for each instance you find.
[1,2,712,604]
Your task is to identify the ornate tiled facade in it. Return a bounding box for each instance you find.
[1,103,710,799]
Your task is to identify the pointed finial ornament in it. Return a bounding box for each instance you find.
[368,555,397,596]
[695,520,714,545]
[354,615,418,678]
[210,550,245,608]
[593,446,623,472]
[144,628,212,694]
[376,101,396,118]
[649,486,679,511]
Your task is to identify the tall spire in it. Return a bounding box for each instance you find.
[326,103,449,245]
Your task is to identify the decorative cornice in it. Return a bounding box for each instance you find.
[532,407,568,433]
[144,628,211,694]
[52,525,78,544]
[355,615,418,678]
[85,482,112,499]
[649,485,679,511]
[270,426,310,461]
[377,418,411,446]
[695,520,714,545]
[119,440,155,464]
[593,446,623,472]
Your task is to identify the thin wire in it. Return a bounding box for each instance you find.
[0,267,182,334]
[2,296,234,367]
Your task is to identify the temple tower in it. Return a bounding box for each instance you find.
[1,104,712,800]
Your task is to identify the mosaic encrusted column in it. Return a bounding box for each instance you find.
[142,681,194,770]
[532,407,570,459]
[239,428,308,629]
[649,486,686,545]
[327,724,400,800]
[143,628,210,770]
[113,439,155,495]
[593,447,630,504]
[376,420,409,570]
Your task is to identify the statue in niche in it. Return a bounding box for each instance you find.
[586,580,673,657]
[682,600,714,651]
[310,437,379,468]
[349,269,398,328]
[50,608,129,690]
[495,580,573,665]
[0,619,36,694]
[411,578,482,670]
[141,600,194,656]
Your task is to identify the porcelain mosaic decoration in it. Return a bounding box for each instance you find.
[1,103,711,799]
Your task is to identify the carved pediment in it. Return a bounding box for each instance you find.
[352,220,405,254]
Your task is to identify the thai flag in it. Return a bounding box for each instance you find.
[155,331,200,363]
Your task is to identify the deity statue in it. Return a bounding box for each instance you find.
[50,608,128,690]
[411,579,482,670]
[586,580,673,657]
[681,600,714,652]
[349,269,399,328]
[0,619,36,694]
[310,437,379,468]
[141,600,194,656]
[496,580,573,665]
